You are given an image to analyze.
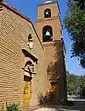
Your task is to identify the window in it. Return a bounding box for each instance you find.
[43,25,53,42]
[44,8,51,18]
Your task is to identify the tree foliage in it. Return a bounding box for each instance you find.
[64,0,85,68]
[67,73,85,97]
[67,74,79,95]
[74,0,85,10]
[79,75,85,97]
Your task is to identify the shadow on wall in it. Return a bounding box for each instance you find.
[46,39,66,103]
[47,40,63,81]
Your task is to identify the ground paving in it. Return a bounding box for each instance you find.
[34,101,85,111]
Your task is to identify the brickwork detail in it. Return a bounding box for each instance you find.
[0,5,45,110]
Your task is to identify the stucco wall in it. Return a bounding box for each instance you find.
[42,41,67,101]
[36,1,62,43]
[36,17,62,42]
[38,2,59,19]
[36,1,67,102]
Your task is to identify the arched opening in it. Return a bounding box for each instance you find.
[43,25,53,42]
[44,8,51,18]
[24,61,34,77]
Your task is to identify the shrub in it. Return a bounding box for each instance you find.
[7,103,22,111]
[38,92,45,105]
[38,91,58,105]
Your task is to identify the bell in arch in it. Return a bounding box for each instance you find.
[46,11,49,15]
[45,31,51,37]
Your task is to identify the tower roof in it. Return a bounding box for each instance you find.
[38,1,57,6]
[45,1,53,4]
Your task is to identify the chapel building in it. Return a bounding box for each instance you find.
[0,1,67,111]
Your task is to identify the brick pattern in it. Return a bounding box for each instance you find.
[0,5,45,110]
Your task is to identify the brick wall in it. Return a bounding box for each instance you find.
[0,5,45,110]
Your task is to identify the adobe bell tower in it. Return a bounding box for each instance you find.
[36,1,67,103]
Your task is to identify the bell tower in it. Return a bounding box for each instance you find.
[36,1,62,42]
[36,1,67,103]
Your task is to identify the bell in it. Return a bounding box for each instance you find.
[45,31,51,37]
[46,11,49,15]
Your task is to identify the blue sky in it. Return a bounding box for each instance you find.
[4,0,85,75]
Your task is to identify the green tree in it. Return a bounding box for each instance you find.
[66,71,70,75]
[67,74,79,95]
[64,0,85,68]
[74,0,85,10]
[79,75,85,97]
[67,73,85,97]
